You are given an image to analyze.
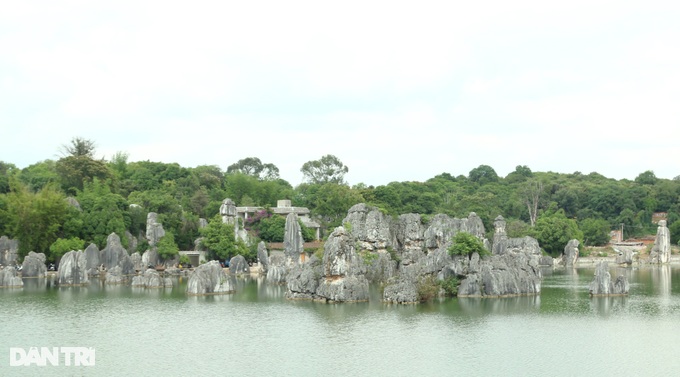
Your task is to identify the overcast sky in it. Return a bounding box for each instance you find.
[1,1,679,186]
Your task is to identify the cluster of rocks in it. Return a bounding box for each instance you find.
[0,266,23,287]
[132,268,173,288]
[0,236,19,267]
[282,205,545,304]
[589,262,629,296]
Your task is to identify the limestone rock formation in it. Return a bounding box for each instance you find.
[257,242,269,274]
[650,220,671,264]
[589,262,629,296]
[266,251,287,284]
[315,227,369,302]
[100,233,134,275]
[0,267,23,287]
[219,198,237,223]
[615,247,635,265]
[0,236,19,266]
[146,212,165,247]
[229,255,250,275]
[84,243,100,276]
[105,266,125,285]
[131,268,170,288]
[561,239,580,267]
[382,276,419,304]
[492,215,508,255]
[130,252,143,272]
[21,251,47,277]
[396,214,426,253]
[58,250,89,286]
[286,256,323,300]
[284,213,304,265]
[142,248,159,269]
[343,204,396,252]
[186,261,235,295]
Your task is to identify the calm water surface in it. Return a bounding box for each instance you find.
[2,266,680,376]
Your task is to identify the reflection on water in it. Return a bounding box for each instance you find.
[3,267,680,376]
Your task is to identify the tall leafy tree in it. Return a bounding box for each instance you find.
[227,157,280,180]
[5,181,69,258]
[300,154,348,184]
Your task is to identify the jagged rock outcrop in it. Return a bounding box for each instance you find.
[266,251,287,284]
[383,276,419,304]
[589,262,629,296]
[131,268,171,288]
[0,236,19,266]
[650,220,671,264]
[284,213,304,265]
[492,215,508,255]
[125,231,137,255]
[315,227,369,302]
[456,250,542,297]
[58,250,89,286]
[364,252,397,283]
[285,256,323,300]
[257,242,269,274]
[130,252,143,272]
[21,252,47,277]
[0,267,23,287]
[146,212,165,247]
[396,214,426,253]
[198,218,208,229]
[615,247,635,265]
[105,266,125,284]
[84,243,100,276]
[229,255,249,275]
[220,198,237,223]
[343,204,396,252]
[561,239,580,267]
[100,233,134,274]
[142,248,159,268]
[186,260,235,295]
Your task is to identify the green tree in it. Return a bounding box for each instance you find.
[532,208,583,256]
[468,165,499,185]
[49,237,85,262]
[227,157,280,180]
[579,218,611,246]
[19,160,60,192]
[199,215,249,261]
[300,154,348,184]
[156,232,179,260]
[77,179,129,249]
[5,181,70,258]
[448,232,489,258]
[635,170,658,185]
[669,220,680,245]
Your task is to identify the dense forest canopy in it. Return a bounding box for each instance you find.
[1,139,679,261]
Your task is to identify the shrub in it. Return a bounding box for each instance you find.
[448,232,489,258]
[440,276,459,297]
[417,275,440,302]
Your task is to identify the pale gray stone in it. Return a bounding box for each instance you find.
[146,212,165,247]
[21,251,46,277]
[0,267,23,287]
[229,255,249,275]
[186,260,235,295]
[561,239,580,267]
[0,236,19,267]
[257,242,269,274]
[58,250,89,286]
[589,262,629,295]
[284,213,304,265]
[650,220,671,264]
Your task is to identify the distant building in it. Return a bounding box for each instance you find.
[236,199,321,240]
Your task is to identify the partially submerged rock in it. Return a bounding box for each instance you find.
[58,250,89,286]
[561,239,580,267]
[0,236,19,266]
[100,233,135,275]
[650,220,671,264]
[266,251,287,284]
[186,261,235,295]
[105,266,125,285]
[285,256,323,300]
[132,268,171,288]
[257,242,269,274]
[0,267,23,288]
[229,255,250,275]
[84,243,100,276]
[589,262,629,296]
[21,251,47,277]
[315,227,369,302]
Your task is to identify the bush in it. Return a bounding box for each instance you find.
[49,237,85,262]
[157,232,179,260]
[417,275,440,302]
[448,232,489,258]
[440,276,459,297]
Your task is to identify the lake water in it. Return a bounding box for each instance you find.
[2,265,680,376]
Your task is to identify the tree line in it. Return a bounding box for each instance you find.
[1,138,679,263]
